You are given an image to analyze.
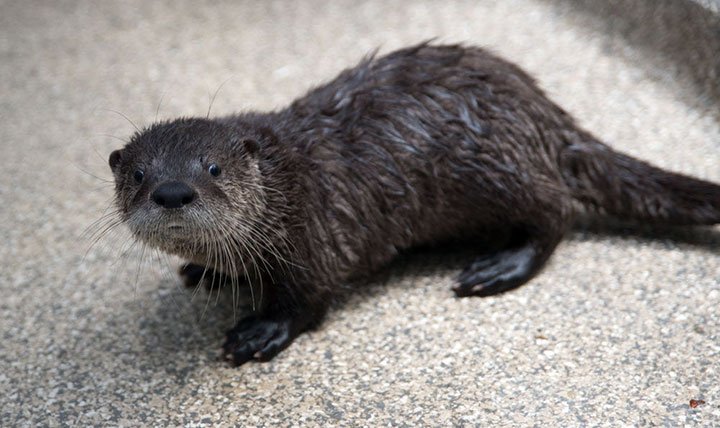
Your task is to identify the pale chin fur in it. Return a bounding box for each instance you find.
[125,205,210,252]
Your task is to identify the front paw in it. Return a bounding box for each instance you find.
[179,263,232,291]
[221,315,297,366]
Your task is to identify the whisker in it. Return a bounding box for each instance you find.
[71,161,113,184]
[200,227,222,321]
[155,90,168,122]
[101,108,140,133]
[91,138,112,167]
[222,224,254,314]
[134,240,149,297]
[98,133,130,144]
[81,216,125,263]
[206,77,232,119]
[222,220,262,310]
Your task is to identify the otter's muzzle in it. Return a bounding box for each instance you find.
[151,181,196,209]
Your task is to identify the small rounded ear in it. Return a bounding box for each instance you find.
[109,149,123,171]
[242,138,260,155]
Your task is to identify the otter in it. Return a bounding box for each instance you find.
[108,43,720,366]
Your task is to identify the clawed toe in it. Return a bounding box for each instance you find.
[221,316,294,366]
[454,246,537,297]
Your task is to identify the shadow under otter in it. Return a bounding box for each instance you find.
[107,43,720,366]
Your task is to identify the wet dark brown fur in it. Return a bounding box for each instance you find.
[108,43,720,365]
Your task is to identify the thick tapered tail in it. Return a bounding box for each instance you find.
[561,139,720,225]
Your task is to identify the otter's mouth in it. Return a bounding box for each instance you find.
[127,207,223,250]
[163,222,189,237]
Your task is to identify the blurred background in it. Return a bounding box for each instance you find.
[1,0,718,425]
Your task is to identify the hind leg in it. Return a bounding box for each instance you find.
[453,204,570,297]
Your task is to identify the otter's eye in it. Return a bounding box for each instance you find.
[208,163,221,177]
[133,170,144,184]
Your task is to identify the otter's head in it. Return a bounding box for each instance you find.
[108,118,267,257]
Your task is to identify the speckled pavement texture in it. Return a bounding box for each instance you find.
[1,1,719,426]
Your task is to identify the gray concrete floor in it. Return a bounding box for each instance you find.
[1,0,718,426]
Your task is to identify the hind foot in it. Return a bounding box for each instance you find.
[454,246,539,297]
[455,193,571,296]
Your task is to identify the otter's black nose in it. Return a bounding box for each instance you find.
[151,181,196,209]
